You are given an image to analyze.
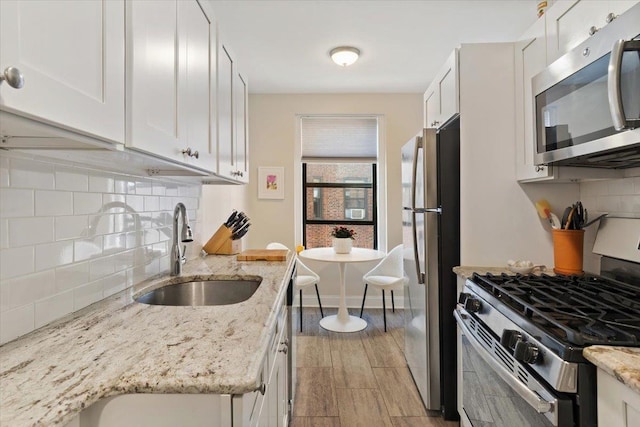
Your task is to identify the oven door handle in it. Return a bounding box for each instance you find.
[454,310,554,416]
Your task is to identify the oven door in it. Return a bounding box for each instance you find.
[455,309,574,427]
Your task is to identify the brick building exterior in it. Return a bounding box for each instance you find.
[304,163,375,249]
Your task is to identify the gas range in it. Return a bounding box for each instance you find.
[455,217,640,427]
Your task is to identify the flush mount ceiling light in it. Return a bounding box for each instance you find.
[330,46,360,67]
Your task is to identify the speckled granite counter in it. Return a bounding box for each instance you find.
[584,346,640,394]
[0,253,295,427]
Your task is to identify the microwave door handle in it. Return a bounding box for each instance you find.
[608,39,640,131]
[454,310,555,417]
[608,39,627,131]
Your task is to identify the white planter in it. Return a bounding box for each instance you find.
[332,238,352,254]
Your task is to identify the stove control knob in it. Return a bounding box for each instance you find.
[464,297,482,313]
[458,292,471,304]
[514,340,540,364]
[500,330,523,350]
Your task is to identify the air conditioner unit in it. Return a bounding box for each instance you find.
[346,208,365,220]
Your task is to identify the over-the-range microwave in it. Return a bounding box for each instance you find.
[533,2,640,169]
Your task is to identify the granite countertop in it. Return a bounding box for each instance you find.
[584,346,640,394]
[0,252,295,427]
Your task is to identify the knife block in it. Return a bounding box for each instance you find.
[202,225,242,255]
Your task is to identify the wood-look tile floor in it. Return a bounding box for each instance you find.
[291,307,459,427]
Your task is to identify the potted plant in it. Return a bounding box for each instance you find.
[331,226,356,254]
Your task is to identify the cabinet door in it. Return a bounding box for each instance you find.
[218,44,235,178]
[127,0,213,170]
[424,87,439,129]
[438,51,459,126]
[546,0,638,64]
[234,72,249,183]
[515,18,554,182]
[0,0,125,143]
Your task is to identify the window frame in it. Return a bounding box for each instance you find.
[302,163,378,249]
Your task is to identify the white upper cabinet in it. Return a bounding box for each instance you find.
[0,0,125,143]
[217,41,249,183]
[126,0,214,172]
[546,0,638,64]
[423,51,458,129]
[515,17,554,181]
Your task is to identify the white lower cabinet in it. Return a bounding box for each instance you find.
[597,369,640,427]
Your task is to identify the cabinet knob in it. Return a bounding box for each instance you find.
[0,66,24,89]
[255,383,266,395]
[605,12,617,24]
[279,344,288,354]
[589,26,599,36]
[181,147,199,159]
[535,165,545,172]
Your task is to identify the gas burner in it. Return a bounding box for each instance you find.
[471,272,640,347]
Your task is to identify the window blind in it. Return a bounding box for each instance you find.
[301,116,378,161]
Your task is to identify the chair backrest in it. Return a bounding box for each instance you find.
[266,242,289,250]
[366,244,404,278]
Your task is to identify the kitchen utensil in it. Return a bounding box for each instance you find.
[237,249,288,261]
[224,210,238,227]
[561,206,572,229]
[535,199,559,229]
[583,213,607,228]
[564,205,576,230]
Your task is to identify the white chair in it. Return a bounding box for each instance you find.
[266,242,324,331]
[359,244,406,332]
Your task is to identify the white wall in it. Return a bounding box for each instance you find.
[0,151,202,344]
[459,43,581,268]
[246,93,422,308]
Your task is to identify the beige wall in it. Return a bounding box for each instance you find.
[246,93,422,253]
[201,93,422,308]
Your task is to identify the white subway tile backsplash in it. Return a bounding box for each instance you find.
[8,217,54,247]
[55,167,88,192]
[1,219,8,249]
[0,156,9,187]
[0,246,35,280]
[35,190,73,216]
[35,241,74,271]
[73,281,104,310]
[101,272,127,297]
[35,291,74,328]
[55,215,88,241]
[10,159,55,190]
[125,194,144,212]
[144,196,160,212]
[0,152,202,344]
[56,262,90,292]
[6,270,56,309]
[608,178,635,196]
[74,192,103,215]
[89,174,115,193]
[74,237,103,262]
[1,304,35,344]
[135,180,153,195]
[0,188,34,217]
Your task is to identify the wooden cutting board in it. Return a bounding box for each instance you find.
[237,249,289,261]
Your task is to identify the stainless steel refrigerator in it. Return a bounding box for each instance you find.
[402,116,460,420]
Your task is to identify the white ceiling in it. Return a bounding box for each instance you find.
[210,0,540,94]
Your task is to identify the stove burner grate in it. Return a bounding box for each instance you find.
[472,273,640,346]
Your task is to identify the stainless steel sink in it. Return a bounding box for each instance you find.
[135,278,262,306]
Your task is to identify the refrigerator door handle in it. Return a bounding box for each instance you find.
[414,207,442,214]
[411,136,422,209]
[411,211,424,284]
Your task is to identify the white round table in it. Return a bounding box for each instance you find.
[299,247,385,333]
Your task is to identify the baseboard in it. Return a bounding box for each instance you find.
[299,294,405,310]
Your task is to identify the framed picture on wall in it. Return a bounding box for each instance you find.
[258,167,285,199]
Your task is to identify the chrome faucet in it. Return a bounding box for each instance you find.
[171,202,194,276]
